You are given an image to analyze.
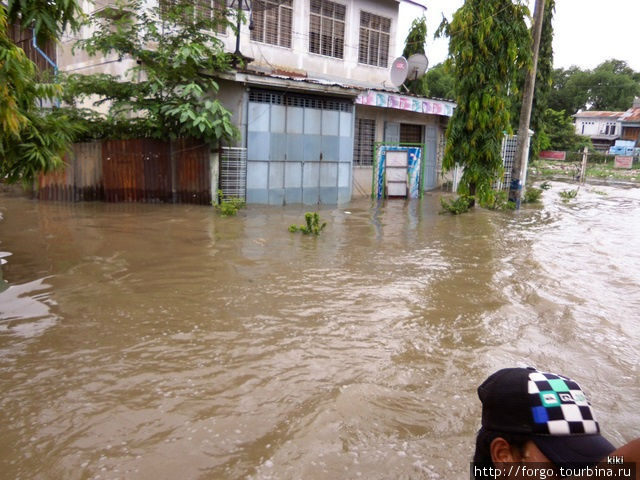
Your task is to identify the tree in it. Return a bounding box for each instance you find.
[541,108,590,152]
[439,0,531,205]
[6,0,84,43]
[1,3,83,184]
[589,60,640,111]
[63,0,237,144]
[548,66,590,114]
[401,16,428,96]
[528,0,555,159]
[548,60,640,114]
[423,63,456,100]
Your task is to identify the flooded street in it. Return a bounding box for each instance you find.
[1,182,640,480]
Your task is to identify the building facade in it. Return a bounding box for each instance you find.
[55,0,455,205]
[573,111,623,152]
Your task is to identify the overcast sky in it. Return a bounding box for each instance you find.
[397,0,640,73]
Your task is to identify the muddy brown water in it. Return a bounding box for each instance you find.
[1,182,640,480]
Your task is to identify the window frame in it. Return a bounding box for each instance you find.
[353,117,376,166]
[358,10,391,68]
[308,0,346,59]
[250,0,294,49]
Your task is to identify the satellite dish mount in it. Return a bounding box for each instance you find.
[406,53,429,82]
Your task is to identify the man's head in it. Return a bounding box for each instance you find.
[474,367,615,470]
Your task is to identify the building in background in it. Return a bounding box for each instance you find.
[618,98,640,146]
[573,110,623,152]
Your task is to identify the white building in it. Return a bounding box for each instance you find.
[573,110,623,152]
[56,0,455,205]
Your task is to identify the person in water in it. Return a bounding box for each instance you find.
[473,367,640,479]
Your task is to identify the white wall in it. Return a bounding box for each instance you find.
[221,0,399,87]
[59,0,400,88]
[574,117,621,136]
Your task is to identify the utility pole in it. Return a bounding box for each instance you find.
[509,0,545,209]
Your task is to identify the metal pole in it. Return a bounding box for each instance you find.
[580,146,588,184]
[509,0,545,209]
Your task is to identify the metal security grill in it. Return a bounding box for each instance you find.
[248,89,353,112]
[498,134,518,191]
[400,123,423,144]
[354,118,375,166]
[309,0,345,58]
[250,0,293,48]
[358,11,391,67]
[220,147,247,199]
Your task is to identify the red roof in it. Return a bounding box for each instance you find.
[573,111,623,119]
[620,107,640,123]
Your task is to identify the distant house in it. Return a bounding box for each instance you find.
[618,98,640,146]
[573,111,623,152]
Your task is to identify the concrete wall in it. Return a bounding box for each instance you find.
[575,117,621,137]
[58,0,399,89]
[223,0,399,87]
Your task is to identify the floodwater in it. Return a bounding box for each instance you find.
[1,182,640,480]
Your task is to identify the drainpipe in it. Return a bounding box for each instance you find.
[32,30,60,107]
[32,32,58,76]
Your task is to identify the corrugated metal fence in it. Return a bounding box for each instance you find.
[37,139,212,204]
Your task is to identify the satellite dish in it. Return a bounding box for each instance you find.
[406,53,429,81]
[389,56,409,87]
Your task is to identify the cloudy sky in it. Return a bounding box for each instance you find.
[397,0,640,72]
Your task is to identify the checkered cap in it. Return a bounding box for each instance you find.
[478,367,615,466]
[528,370,599,435]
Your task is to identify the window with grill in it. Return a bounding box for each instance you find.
[358,11,391,67]
[309,0,345,59]
[250,0,293,48]
[160,0,226,33]
[353,118,376,166]
[196,0,227,34]
[400,123,422,144]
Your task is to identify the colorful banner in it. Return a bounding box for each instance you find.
[356,91,455,117]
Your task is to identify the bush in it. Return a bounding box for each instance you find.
[440,195,473,215]
[558,188,578,202]
[481,190,515,210]
[215,190,245,216]
[522,187,543,203]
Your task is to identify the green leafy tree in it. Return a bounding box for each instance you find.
[6,0,84,43]
[588,60,640,110]
[423,63,456,100]
[529,0,555,158]
[401,16,428,96]
[542,108,591,152]
[1,3,83,184]
[509,0,555,158]
[548,60,640,114]
[63,0,237,144]
[439,0,531,205]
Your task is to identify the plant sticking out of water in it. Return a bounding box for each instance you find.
[539,181,552,190]
[440,195,474,215]
[592,189,608,196]
[522,187,543,204]
[558,188,579,202]
[289,212,326,235]
[481,190,516,210]
[215,190,246,216]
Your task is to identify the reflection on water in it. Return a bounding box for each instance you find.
[1,182,640,479]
